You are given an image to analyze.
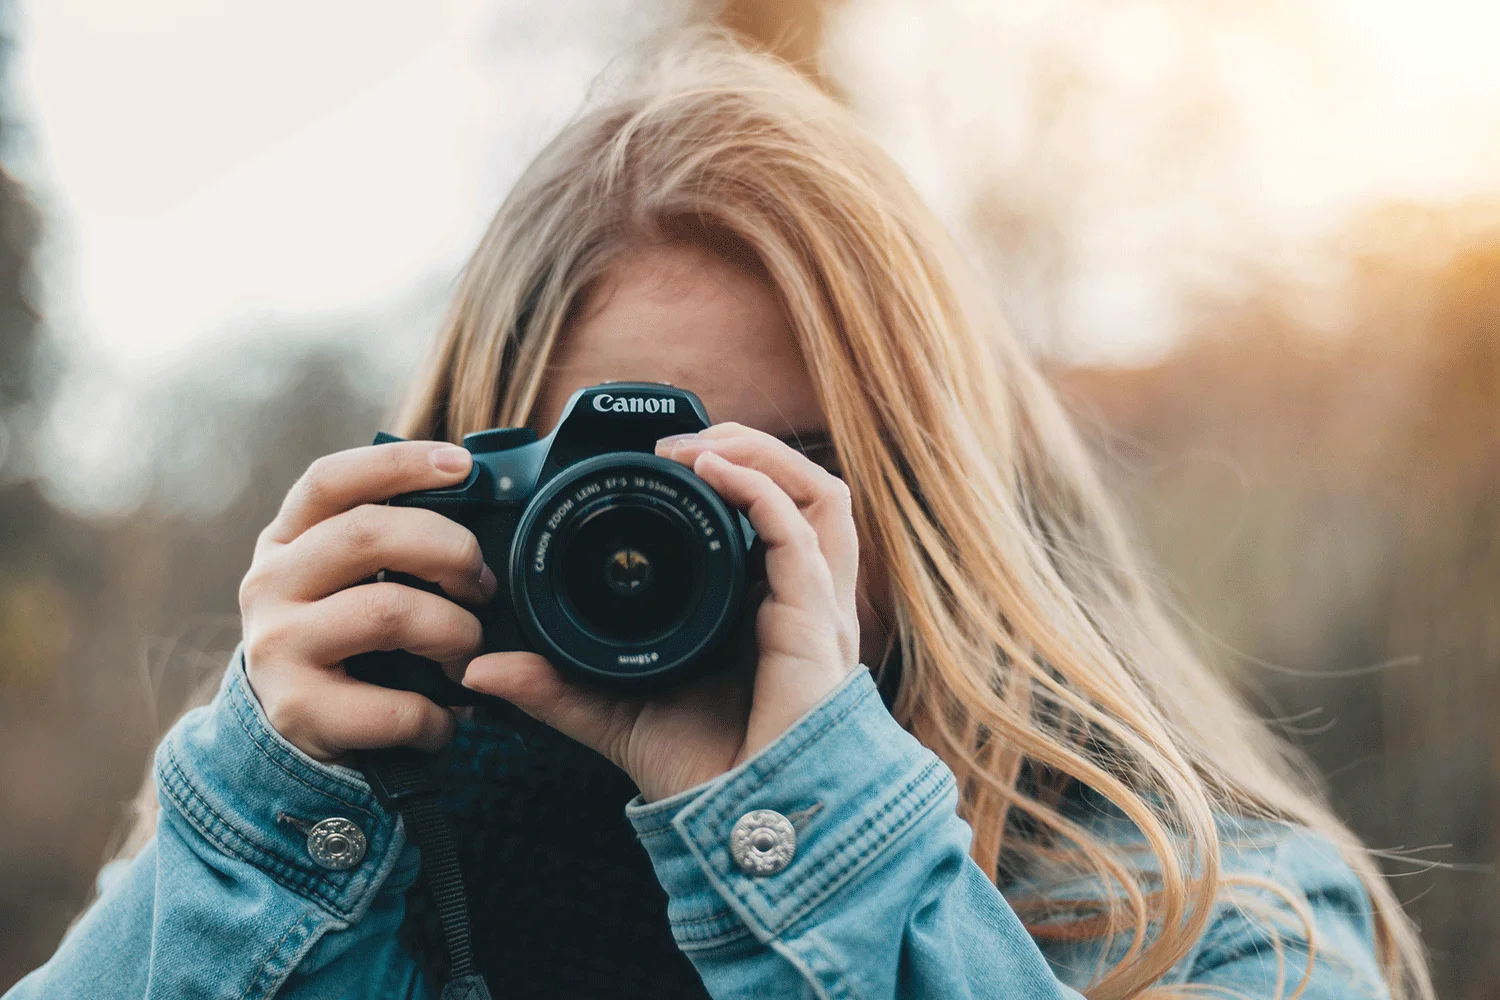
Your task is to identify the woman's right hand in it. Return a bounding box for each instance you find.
[238,441,496,762]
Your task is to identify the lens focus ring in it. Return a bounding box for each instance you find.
[509,453,746,686]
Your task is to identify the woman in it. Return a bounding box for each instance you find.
[9,36,1431,1000]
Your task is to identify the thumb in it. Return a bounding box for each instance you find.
[461,652,634,762]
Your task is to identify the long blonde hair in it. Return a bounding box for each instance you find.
[395,36,1430,1000]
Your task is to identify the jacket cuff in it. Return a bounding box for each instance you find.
[154,649,405,923]
[626,667,957,951]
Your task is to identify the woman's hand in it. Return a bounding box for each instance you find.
[461,422,861,802]
[239,441,496,762]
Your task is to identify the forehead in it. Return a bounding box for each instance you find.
[531,243,823,434]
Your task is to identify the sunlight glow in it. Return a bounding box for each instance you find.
[13,0,1500,372]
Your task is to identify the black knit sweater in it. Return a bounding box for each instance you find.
[398,701,712,999]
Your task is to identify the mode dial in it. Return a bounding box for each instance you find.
[462,427,537,454]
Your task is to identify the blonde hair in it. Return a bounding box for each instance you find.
[395,35,1429,1000]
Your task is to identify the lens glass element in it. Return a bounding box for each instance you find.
[558,500,697,642]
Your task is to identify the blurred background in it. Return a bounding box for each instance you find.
[0,0,1494,995]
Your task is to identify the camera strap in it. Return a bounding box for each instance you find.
[356,747,491,1000]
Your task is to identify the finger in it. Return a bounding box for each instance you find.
[461,652,634,760]
[659,425,858,601]
[690,451,835,612]
[281,671,458,757]
[276,504,495,603]
[658,422,834,507]
[276,582,485,668]
[267,441,474,544]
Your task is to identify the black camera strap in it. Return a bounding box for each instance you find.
[357,747,491,1000]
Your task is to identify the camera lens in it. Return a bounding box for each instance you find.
[510,452,749,686]
[558,500,697,642]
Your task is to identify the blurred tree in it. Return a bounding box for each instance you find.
[0,332,396,988]
[0,0,67,695]
[1055,202,1500,1000]
[0,0,104,978]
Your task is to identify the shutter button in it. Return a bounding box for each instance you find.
[730,809,796,876]
[306,817,367,870]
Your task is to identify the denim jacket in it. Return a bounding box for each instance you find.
[8,654,1389,999]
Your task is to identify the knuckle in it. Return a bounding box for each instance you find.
[298,455,339,507]
[382,441,433,489]
[362,585,413,646]
[238,565,266,613]
[791,518,820,549]
[383,697,429,743]
[450,529,484,576]
[265,688,314,744]
[243,613,297,668]
[743,466,776,494]
[383,441,417,475]
[819,474,853,511]
[338,505,384,554]
[242,623,274,666]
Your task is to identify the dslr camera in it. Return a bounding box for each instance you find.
[348,382,758,704]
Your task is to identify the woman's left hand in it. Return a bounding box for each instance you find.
[460,421,861,802]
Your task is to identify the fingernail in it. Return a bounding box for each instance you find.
[460,661,489,689]
[655,433,699,452]
[478,562,497,596]
[432,445,471,474]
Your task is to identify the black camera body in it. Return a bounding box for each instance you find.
[347,382,757,705]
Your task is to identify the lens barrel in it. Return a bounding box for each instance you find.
[508,453,746,686]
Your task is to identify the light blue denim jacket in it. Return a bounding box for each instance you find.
[8,655,1389,999]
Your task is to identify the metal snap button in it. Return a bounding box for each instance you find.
[730,809,796,876]
[306,817,367,870]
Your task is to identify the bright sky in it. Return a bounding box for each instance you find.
[15,0,661,373]
[13,0,1500,372]
[834,0,1500,358]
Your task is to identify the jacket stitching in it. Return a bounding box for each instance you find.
[675,922,756,951]
[160,749,327,902]
[719,758,950,934]
[767,760,952,929]
[239,911,309,1000]
[159,742,361,919]
[669,908,742,930]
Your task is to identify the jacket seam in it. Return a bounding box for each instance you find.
[670,907,743,930]
[769,935,839,1000]
[240,910,303,1000]
[634,824,681,844]
[241,907,324,1000]
[675,922,757,951]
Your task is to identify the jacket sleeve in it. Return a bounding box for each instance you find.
[625,667,1089,1000]
[4,651,433,1000]
[627,668,1397,1000]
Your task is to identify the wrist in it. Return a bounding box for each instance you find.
[737,654,853,765]
[626,666,957,951]
[155,648,410,921]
